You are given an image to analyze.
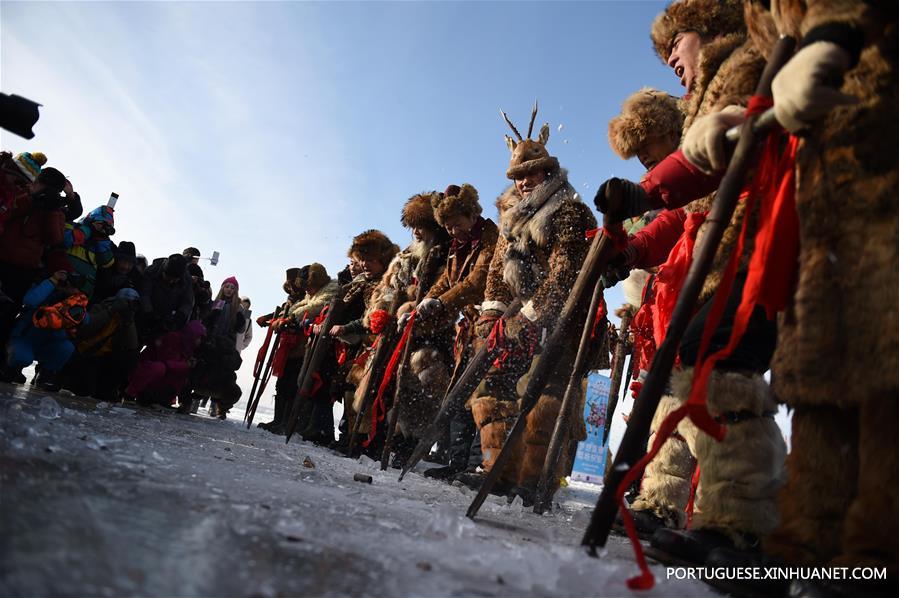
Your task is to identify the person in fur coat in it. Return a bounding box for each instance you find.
[695,1,898,589]
[350,192,451,466]
[602,88,696,538]
[327,229,399,450]
[418,183,500,480]
[595,0,786,563]
[462,107,596,504]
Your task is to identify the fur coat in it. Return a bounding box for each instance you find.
[761,0,899,408]
[681,31,767,303]
[483,174,596,332]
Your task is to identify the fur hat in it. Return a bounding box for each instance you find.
[401,192,441,230]
[608,88,685,159]
[348,229,400,265]
[286,267,301,282]
[650,0,746,63]
[305,262,329,289]
[501,103,560,180]
[13,151,46,182]
[431,184,482,226]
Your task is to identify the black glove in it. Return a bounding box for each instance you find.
[600,244,638,289]
[593,178,650,226]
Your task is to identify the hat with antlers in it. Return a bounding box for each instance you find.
[502,101,560,180]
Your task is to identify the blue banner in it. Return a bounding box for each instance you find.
[571,372,611,484]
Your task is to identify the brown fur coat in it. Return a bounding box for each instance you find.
[762,0,899,407]
[483,175,596,332]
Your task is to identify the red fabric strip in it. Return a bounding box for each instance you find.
[363,312,416,448]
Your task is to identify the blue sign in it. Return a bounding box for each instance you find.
[571,372,611,484]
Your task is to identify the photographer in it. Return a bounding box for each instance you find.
[137,254,195,341]
[58,205,116,300]
[94,241,141,304]
[187,263,212,320]
[0,155,73,368]
[0,269,88,391]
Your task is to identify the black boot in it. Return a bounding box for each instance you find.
[423,463,466,480]
[612,509,670,540]
[650,527,758,566]
[390,436,416,470]
[35,370,62,392]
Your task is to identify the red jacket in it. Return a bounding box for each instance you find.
[0,192,65,269]
[629,208,687,269]
[639,149,722,211]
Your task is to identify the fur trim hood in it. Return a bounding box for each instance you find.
[432,184,482,226]
[608,88,684,159]
[650,0,745,63]
[401,192,441,230]
[348,229,400,266]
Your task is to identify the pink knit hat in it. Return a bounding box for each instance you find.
[222,276,239,290]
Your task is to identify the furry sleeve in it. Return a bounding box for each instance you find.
[432,220,499,314]
[527,201,596,330]
[482,227,514,310]
[288,280,338,320]
[802,0,869,36]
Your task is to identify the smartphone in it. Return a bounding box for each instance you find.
[210,251,220,266]
[107,192,119,209]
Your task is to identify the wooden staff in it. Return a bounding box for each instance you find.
[243,304,281,423]
[580,35,797,553]
[602,310,633,445]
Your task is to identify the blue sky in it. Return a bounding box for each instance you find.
[2,0,684,411]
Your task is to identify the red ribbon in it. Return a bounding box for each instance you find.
[589,295,608,340]
[363,312,417,448]
[686,463,701,528]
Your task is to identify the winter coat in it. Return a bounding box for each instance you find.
[10,279,89,347]
[288,279,340,323]
[365,238,449,324]
[340,273,383,338]
[236,307,252,352]
[139,261,195,329]
[94,268,142,305]
[75,297,140,357]
[0,193,65,269]
[203,300,247,345]
[759,0,899,408]
[483,174,596,333]
[426,217,499,321]
[62,212,116,299]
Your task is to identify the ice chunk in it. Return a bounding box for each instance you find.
[95,402,110,410]
[426,505,473,539]
[38,396,61,419]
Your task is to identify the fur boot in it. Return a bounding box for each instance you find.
[764,404,858,566]
[470,395,520,485]
[516,394,562,491]
[674,368,786,547]
[630,394,696,528]
[837,393,899,576]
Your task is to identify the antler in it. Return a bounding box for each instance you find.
[526,100,539,139]
[500,109,523,142]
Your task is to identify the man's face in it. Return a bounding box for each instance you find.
[360,256,385,277]
[668,31,702,91]
[412,226,434,244]
[514,170,547,197]
[637,135,678,170]
[443,213,478,243]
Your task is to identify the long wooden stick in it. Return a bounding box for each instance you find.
[466,231,617,519]
[580,35,796,553]
[244,305,281,422]
[532,277,607,514]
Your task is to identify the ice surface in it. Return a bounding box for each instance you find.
[1,382,713,597]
